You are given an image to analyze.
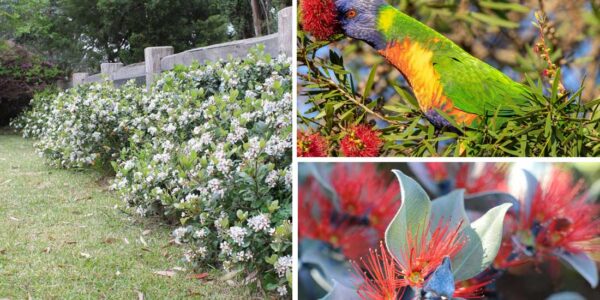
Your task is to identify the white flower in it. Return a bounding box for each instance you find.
[274,255,292,278]
[244,137,261,160]
[172,227,188,244]
[220,241,233,256]
[228,226,247,246]
[265,170,279,188]
[91,131,101,141]
[193,228,209,239]
[248,214,270,233]
[123,160,135,171]
[165,123,176,134]
[277,286,287,296]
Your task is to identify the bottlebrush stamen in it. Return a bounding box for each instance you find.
[352,242,405,300]
[300,0,342,40]
[396,219,466,288]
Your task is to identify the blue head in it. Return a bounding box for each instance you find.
[334,0,388,49]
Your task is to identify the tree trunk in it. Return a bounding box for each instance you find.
[250,0,263,37]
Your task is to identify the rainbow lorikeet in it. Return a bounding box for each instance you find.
[301,0,532,129]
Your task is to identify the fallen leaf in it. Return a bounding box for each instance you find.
[123,238,130,244]
[219,269,242,281]
[162,239,176,248]
[116,270,121,276]
[137,291,144,300]
[153,270,176,277]
[244,270,258,284]
[8,216,19,221]
[42,247,51,253]
[0,248,6,255]
[172,266,186,272]
[139,236,148,246]
[80,252,91,258]
[104,237,117,244]
[142,230,151,235]
[141,247,151,252]
[188,273,209,280]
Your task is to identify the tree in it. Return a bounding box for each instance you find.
[0,40,61,125]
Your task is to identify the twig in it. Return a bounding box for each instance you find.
[300,73,401,125]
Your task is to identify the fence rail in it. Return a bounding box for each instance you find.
[73,7,292,90]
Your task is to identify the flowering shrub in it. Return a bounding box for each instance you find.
[13,81,142,169]
[14,46,293,297]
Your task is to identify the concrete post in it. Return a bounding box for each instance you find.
[72,72,89,86]
[100,63,123,81]
[277,7,293,57]
[144,46,174,91]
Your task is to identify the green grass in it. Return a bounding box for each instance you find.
[0,133,255,299]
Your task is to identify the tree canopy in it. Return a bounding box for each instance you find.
[0,0,291,73]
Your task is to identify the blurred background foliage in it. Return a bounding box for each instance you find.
[298,0,600,157]
[0,0,292,73]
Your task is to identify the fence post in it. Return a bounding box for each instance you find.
[72,72,89,86]
[278,7,293,57]
[144,46,174,91]
[100,63,123,81]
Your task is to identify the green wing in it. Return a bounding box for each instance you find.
[433,51,531,117]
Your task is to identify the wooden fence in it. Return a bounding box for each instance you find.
[71,7,292,90]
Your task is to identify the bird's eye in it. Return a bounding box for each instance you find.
[346,8,357,19]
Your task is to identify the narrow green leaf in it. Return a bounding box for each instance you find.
[470,12,520,28]
[479,1,530,13]
[363,65,378,100]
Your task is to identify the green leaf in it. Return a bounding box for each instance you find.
[470,12,520,28]
[385,170,431,268]
[363,65,378,100]
[479,1,530,13]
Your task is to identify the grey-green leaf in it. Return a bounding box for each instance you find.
[453,203,512,281]
[431,189,470,231]
[555,250,599,288]
[320,280,361,300]
[385,170,432,267]
[452,203,512,281]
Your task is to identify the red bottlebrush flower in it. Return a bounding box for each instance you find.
[395,220,466,288]
[300,0,341,40]
[521,169,600,256]
[330,164,401,233]
[424,162,449,181]
[297,130,328,157]
[340,125,383,157]
[299,164,401,259]
[299,177,378,259]
[352,242,405,300]
[455,163,508,194]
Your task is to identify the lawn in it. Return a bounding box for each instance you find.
[0,132,254,299]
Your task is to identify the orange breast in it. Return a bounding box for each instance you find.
[378,39,478,126]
